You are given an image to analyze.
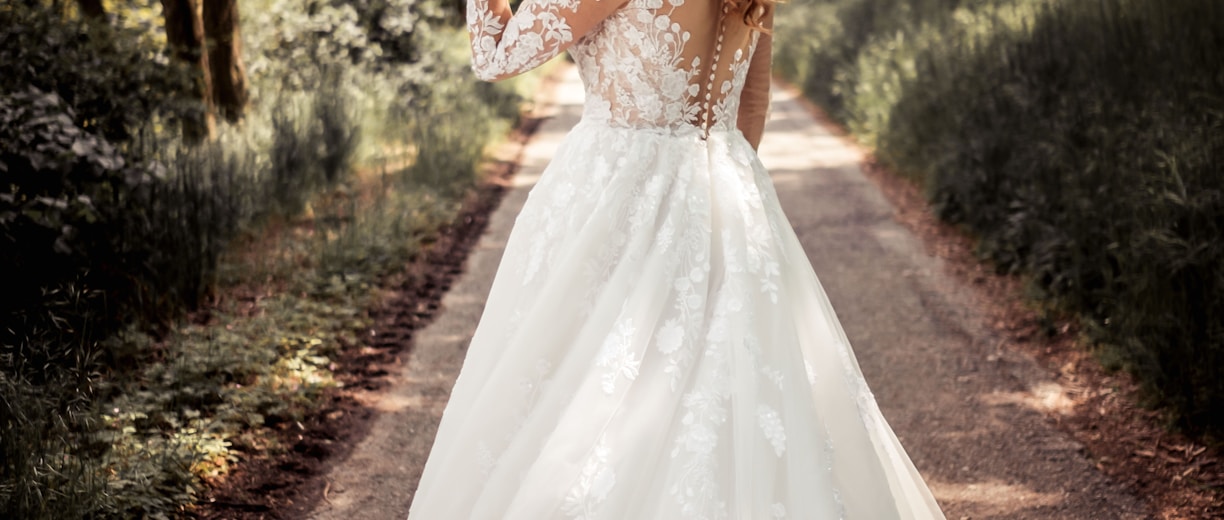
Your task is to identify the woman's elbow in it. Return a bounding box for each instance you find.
[470,60,516,82]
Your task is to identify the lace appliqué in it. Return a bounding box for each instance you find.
[771,503,788,519]
[468,0,617,81]
[671,384,730,519]
[570,0,760,133]
[596,318,641,395]
[562,435,617,518]
[469,0,575,81]
[757,404,787,457]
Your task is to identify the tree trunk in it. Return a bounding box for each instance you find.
[161,0,216,141]
[77,0,105,19]
[203,0,248,122]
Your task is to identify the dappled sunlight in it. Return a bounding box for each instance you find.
[767,170,809,187]
[371,392,431,414]
[416,332,470,344]
[979,381,1078,416]
[928,478,1069,515]
[512,170,544,188]
[760,132,861,171]
[443,293,489,306]
[760,86,863,173]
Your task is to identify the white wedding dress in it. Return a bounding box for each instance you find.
[408,0,946,516]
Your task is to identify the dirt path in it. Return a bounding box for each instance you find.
[307,64,1146,520]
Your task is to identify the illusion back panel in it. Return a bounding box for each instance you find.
[570,0,761,134]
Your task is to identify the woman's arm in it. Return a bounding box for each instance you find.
[469,0,624,81]
[736,9,773,150]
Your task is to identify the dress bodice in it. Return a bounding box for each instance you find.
[568,0,760,134]
[467,0,773,139]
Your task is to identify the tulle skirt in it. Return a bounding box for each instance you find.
[407,121,944,519]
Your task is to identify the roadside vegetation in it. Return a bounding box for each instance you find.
[0,0,538,517]
[773,0,1224,439]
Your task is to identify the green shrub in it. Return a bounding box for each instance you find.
[2,0,531,516]
[776,0,1224,436]
[0,89,131,331]
[0,3,197,143]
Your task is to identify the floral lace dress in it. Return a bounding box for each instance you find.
[406,0,946,517]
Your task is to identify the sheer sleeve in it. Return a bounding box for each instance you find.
[736,10,773,150]
[468,0,625,81]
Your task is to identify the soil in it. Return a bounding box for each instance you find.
[191,111,547,520]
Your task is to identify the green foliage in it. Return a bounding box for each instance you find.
[775,0,1224,436]
[0,5,246,402]
[0,3,196,142]
[0,88,131,336]
[2,0,534,517]
[95,295,360,517]
[336,0,456,63]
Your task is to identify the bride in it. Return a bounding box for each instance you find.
[407,0,946,516]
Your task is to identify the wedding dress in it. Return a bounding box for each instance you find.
[407,0,946,516]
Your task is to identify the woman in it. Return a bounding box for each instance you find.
[408,0,946,516]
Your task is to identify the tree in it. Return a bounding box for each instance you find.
[161,0,216,140]
[203,0,248,122]
[77,0,105,19]
[160,0,250,138]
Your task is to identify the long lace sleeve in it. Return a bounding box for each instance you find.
[468,0,624,81]
[736,10,773,150]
